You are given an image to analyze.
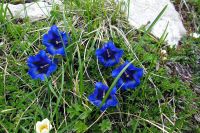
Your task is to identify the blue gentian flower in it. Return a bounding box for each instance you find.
[112,61,143,90]
[88,82,118,111]
[27,50,57,81]
[42,25,68,56]
[96,41,123,67]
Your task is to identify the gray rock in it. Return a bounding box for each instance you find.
[3,1,52,22]
[116,0,187,47]
[2,0,62,22]
[194,114,200,123]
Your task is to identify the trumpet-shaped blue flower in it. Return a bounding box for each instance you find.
[42,25,68,56]
[27,50,57,81]
[96,41,123,67]
[112,61,143,90]
[88,82,118,111]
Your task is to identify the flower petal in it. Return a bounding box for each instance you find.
[35,121,42,133]
[114,50,124,62]
[46,46,57,55]
[135,68,143,78]
[42,25,69,56]
[61,32,68,44]
[96,41,123,67]
[27,56,39,68]
[112,65,124,77]
[117,78,126,90]
[95,82,108,91]
[38,74,46,81]
[97,56,105,65]
[125,80,137,89]
[42,118,52,130]
[113,61,144,90]
[92,100,102,107]
[110,86,117,95]
[100,104,107,111]
[27,50,57,81]
[95,49,104,56]
[41,129,49,133]
[88,93,97,102]
[56,47,66,56]
[28,68,38,79]
[42,34,52,47]
[46,64,57,76]
[104,59,117,67]
[50,25,60,37]
[88,82,118,111]
[107,41,119,51]
[106,96,118,107]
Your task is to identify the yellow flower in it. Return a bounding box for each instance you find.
[160,49,168,61]
[162,57,167,61]
[160,49,167,55]
[35,118,52,133]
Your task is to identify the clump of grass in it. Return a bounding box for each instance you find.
[0,0,200,132]
[173,0,200,33]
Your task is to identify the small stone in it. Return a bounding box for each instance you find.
[161,49,167,55]
[194,86,200,94]
[194,114,200,123]
[190,33,200,39]
[0,41,3,46]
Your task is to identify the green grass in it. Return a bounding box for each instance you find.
[0,0,200,132]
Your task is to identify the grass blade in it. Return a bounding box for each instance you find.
[146,5,168,34]
[100,60,135,108]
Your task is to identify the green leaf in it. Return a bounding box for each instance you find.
[67,104,84,119]
[99,119,112,133]
[74,104,84,112]
[74,121,88,133]
[130,119,139,133]
[79,110,91,120]
[67,107,80,119]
